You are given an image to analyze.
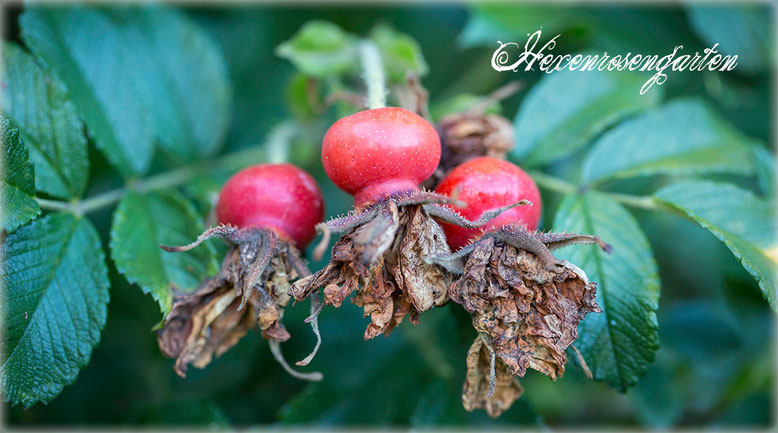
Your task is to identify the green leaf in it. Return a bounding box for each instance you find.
[1,213,110,407]
[109,190,219,316]
[1,117,41,232]
[275,20,358,78]
[582,98,757,185]
[459,4,584,47]
[2,42,88,199]
[751,146,775,197]
[20,8,155,176]
[552,192,660,391]
[585,8,707,55]
[687,4,772,73]
[430,93,501,122]
[125,8,231,159]
[513,69,661,167]
[369,25,428,84]
[654,181,777,311]
[285,73,319,120]
[20,7,231,176]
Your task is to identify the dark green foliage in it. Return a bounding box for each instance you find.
[0,117,40,231]
[1,3,775,429]
[1,213,109,407]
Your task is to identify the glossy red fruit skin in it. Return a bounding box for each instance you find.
[216,163,324,250]
[434,156,542,251]
[322,107,441,208]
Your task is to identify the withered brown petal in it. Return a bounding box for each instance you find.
[353,258,396,339]
[291,200,457,340]
[462,336,523,418]
[355,200,400,265]
[157,276,257,378]
[452,234,600,380]
[158,229,305,377]
[391,206,451,312]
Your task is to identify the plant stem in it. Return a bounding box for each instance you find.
[36,144,266,215]
[35,198,77,213]
[359,40,387,109]
[528,170,681,214]
[35,147,681,219]
[265,120,296,164]
[528,171,579,195]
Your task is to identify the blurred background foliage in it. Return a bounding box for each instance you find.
[2,2,775,428]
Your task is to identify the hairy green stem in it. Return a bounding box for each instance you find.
[35,144,267,215]
[265,120,296,164]
[35,151,680,218]
[528,170,682,214]
[528,171,579,195]
[35,198,78,214]
[359,39,386,109]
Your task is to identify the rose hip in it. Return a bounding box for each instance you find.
[321,107,441,208]
[216,163,324,250]
[434,156,542,250]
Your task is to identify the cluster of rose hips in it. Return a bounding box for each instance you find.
[158,105,610,417]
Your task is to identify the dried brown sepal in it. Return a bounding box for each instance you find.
[433,225,609,415]
[393,73,431,120]
[157,225,313,378]
[423,113,515,189]
[292,190,519,340]
[462,336,524,418]
[157,274,253,378]
[447,226,608,380]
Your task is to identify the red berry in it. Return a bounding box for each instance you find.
[216,163,324,249]
[322,107,441,208]
[434,156,542,251]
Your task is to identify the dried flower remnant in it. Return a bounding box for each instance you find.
[291,191,530,340]
[463,335,524,418]
[428,225,611,416]
[440,114,514,169]
[424,82,522,189]
[157,225,322,381]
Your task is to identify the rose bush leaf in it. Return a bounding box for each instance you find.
[513,69,661,168]
[109,190,220,316]
[276,20,358,78]
[20,7,155,176]
[459,4,583,47]
[1,117,41,232]
[751,146,775,197]
[369,24,428,84]
[2,43,89,199]
[20,6,231,176]
[1,213,109,408]
[687,4,771,73]
[581,98,757,185]
[654,181,777,311]
[126,8,231,159]
[552,191,660,391]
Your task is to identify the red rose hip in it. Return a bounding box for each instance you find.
[322,107,441,208]
[216,163,324,249]
[435,156,542,251]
